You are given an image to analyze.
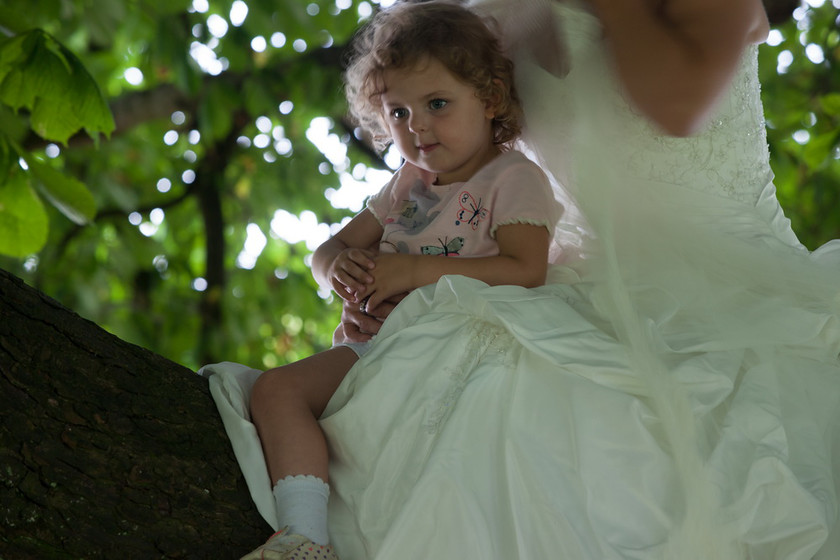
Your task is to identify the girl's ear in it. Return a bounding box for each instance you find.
[484,78,505,119]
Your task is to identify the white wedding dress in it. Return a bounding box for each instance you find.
[202,3,840,558]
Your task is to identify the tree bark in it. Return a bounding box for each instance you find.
[0,268,268,559]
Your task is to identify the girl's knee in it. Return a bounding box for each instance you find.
[251,366,298,409]
[251,349,354,417]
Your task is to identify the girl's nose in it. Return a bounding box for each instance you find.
[408,113,428,133]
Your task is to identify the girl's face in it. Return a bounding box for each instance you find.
[380,57,498,185]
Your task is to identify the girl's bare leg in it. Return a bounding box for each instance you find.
[250,346,358,484]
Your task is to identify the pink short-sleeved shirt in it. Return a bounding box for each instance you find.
[367,151,561,258]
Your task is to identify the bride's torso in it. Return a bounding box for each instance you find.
[504,0,804,252]
[549,2,772,201]
[608,45,772,206]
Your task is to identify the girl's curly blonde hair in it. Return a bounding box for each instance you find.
[344,0,522,152]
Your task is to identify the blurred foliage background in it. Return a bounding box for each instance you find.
[0,0,837,372]
[759,1,840,248]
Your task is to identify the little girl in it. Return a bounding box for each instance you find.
[242,2,561,558]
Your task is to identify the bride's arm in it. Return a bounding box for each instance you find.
[587,0,770,136]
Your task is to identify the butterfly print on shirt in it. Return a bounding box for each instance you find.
[421,236,465,256]
[455,190,488,230]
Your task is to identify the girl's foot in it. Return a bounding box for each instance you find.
[240,527,338,560]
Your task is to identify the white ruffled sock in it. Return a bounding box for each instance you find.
[273,475,330,546]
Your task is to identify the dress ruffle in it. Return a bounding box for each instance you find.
[317,270,840,559]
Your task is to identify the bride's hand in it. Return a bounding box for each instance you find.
[476,0,568,77]
[333,301,380,345]
[333,292,407,345]
[513,1,568,78]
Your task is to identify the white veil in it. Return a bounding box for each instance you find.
[471,0,840,557]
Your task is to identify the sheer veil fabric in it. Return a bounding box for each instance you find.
[202,1,840,558]
[476,1,840,557]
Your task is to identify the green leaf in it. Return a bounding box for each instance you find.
[243,77,276,117]
[820,93,840,117]
[800,130,838,170]
[0,135,14,181]
[0,0,62,34]
[27,160,97,225]
[0,103,29,143]
[0,167,48,257]
[199,81,237,141]
[83,0,126,47]
[0,30,115,143]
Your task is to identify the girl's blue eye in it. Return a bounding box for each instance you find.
[391,108,408,119]
[429,99,447,110]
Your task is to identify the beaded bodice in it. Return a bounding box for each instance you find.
[500,0,802,259]
[613,46,772,205]
[557,4,774,206]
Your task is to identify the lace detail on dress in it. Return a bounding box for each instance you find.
[615,45,773,206]
[424,321,517,434]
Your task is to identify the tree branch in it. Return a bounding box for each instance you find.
[0,268,267,558]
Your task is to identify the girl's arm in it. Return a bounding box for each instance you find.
[311,208,384,300]
[587,0,769,136]
[360,223,550,311]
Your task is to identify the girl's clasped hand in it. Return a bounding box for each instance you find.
[327,247,375,303]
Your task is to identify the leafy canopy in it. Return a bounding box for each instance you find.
[0,1,837,372]
[0,28,112,256]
